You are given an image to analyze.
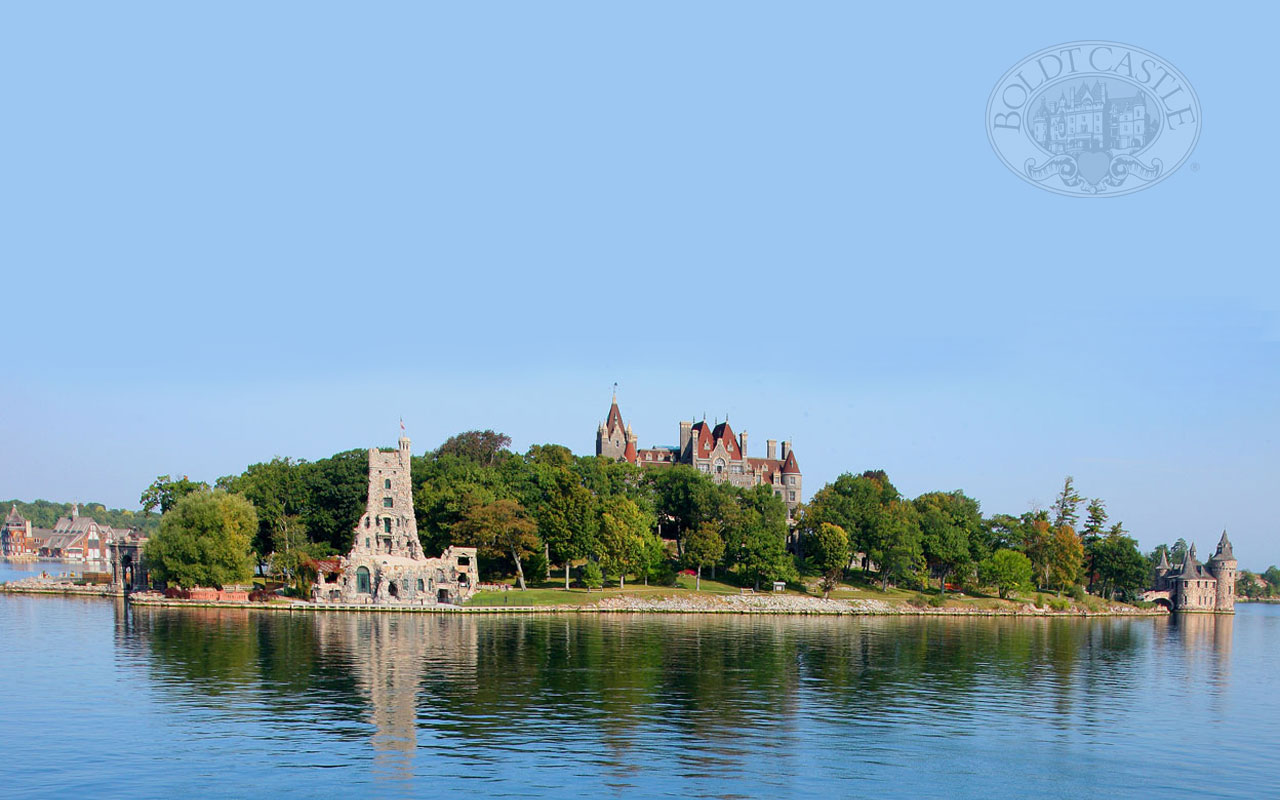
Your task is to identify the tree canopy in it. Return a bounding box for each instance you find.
[144,490,257,589]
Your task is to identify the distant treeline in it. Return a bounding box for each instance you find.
[2,499,159,534]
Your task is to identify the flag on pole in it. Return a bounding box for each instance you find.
[400,417,405,432]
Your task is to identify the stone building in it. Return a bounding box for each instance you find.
[1030,80,1152,155]
[108,530,152,592]
[595,394,803,521]
[312,431,478,606]
[1143,532,1237,613]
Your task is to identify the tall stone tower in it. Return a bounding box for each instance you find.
[351,432,423,559]
[1208,530,1237,613]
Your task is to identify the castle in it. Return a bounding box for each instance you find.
[311,431,478,606]
[1143,531,1237,613]
[595,394,803,521]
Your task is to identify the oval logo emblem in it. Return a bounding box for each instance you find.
[987,41,1200,196]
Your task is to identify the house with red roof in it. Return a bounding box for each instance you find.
[595,393,803,522]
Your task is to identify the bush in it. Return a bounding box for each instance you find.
[908,593,930,608]
[648,559,679,587]
[1048,598,1071,611]
[1069,585,1086,602]
[248,589,275,603]
[523,550,550,585]
[163,587,190,599]
[928,593,947,608]
[1034,593,1046,609]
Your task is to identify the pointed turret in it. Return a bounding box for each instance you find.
[1211,530,1235,562]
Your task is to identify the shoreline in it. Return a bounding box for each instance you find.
[1,582,1170,617]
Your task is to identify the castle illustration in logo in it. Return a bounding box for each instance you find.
[1025,79,1164,193]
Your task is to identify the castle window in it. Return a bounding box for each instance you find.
[417,579,424,591]
[384,479,391,489]
[383,518,392,534]
[789,476,796,486]
[789,491,796,501]
[714,459,725,474]
[383,497,393,508]
[365,538,370,548]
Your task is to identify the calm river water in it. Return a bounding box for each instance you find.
[1,560,1277,799]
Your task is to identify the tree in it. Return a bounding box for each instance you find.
[144,491,257,588]
[804,471,900,570]
[1051,476,1083,530]
[807,522,850,598]
[1080,498,1108,544]
[597,495,654,589]
[914,491,980,591]
[979,549,1033,599]
[580,560,603,592]
[1089,527,1148,600]
[1048,524,1084,591]
[436,430,512,466]
[648,465,711,552]
[455,498,540,589]
[140,475,210,516]
[873,500,924,591]
[683,523,725,591]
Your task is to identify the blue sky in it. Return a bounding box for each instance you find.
[2,3,1276,566]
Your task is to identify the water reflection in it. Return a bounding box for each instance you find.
[115,608,1246,797]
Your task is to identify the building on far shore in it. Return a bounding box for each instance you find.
[1143,532,1237,613]
[595,393,803,521]
[2,505,38,558]
[312,430,478,606]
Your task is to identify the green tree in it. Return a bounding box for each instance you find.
[1089,526,1148,600]
[580,560,603,592]
[455,498,540,589]
[140,475,210,516]
[808,522,850,598]
[914,491,979,591]
[648,465,711,553]
[597,495,654,589]
[978,549,1033,599]
[804,471,900,571]
[1051,476,1083,529]
[145,490,258,589]
[683,522,725,591]
[872,500,924,591]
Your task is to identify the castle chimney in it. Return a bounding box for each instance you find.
[781,441,791,461]
[767,439,777,460]
[739,431,748,458]
[679,420,692,456]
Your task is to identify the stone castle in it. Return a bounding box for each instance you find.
[595,394,803,521]
[1143,531,1237,613]
[312,431,478,606]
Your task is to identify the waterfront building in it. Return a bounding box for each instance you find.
[108,530,152,592]
[1144,532,1237,613]
[2,505,38,558]
[37,504,117,562]
[312,431,478,605]
[595,394,803,521]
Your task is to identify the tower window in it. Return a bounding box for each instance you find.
[384,518,392,533]
[383,497,393,508]
[384,479,391,489]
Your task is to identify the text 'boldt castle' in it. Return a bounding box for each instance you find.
[595,393,803,522]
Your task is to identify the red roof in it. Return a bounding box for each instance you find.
[605,400,625,437]
[312,558,342,575]
[781,450,801,474]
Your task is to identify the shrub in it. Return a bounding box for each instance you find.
[580,561,603,591]
[1048,598,1071,611]
[1034,593,1047,609]
[1069,584,1086,602]
[248,589,275,603]
[908,593,930,608]
[928,593,947,608]
[163,587,190,599]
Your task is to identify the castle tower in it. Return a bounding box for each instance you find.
[596,391,634,462]
[351,428,423,560]
[1209,530,1237,613]
[1154,548,1171,591]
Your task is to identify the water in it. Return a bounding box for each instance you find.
[1,583,1276,799]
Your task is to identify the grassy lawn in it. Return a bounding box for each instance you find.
[464,584,682,607]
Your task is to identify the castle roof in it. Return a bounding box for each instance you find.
[4,504,24,526]
[1156,549,1170,571]
[781,449,801,474]
[604,397,625,437]
[1210,530,1235,562]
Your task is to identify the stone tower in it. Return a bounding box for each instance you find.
[1208,530,1237,613]
[351,432,423,559]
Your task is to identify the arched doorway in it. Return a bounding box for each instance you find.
[1152,597,1173,611]
[356,566,371,594]
[437,588,450,604]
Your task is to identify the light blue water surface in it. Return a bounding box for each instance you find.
[1,577,1275,799]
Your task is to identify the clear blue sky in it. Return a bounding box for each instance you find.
[2,3,1276,567]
